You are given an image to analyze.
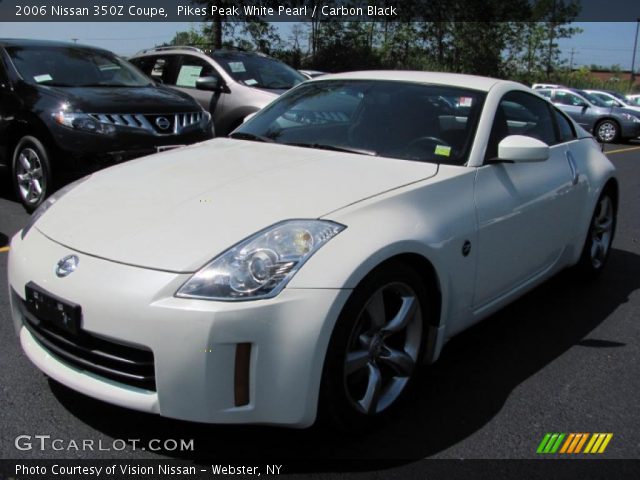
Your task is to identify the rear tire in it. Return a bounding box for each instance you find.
[319,263,428,432]
[595,120,619,143]
[12,136,53,213]
[575,189,616,277]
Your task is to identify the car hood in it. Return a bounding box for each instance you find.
[39,85,199,113]
[36,139,438,272]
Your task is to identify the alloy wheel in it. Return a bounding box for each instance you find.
[597,122,617,143]
[15,147,46,206]
[590,195,614,269]
[343,282,422,415]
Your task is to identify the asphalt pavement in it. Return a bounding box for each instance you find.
[0,145,639,475]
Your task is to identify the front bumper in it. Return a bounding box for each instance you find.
[49,121,214,174]
[619,121,640,140]
[8,229,349,427]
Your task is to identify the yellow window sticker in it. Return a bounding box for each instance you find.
[435,145,451,157]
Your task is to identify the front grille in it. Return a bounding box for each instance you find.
[89,111,204,135]
[20,298,156,391]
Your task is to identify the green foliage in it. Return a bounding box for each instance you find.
[168,0,594,83]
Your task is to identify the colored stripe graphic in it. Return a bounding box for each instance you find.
[550,433,565,453]
[559,434,575,454]
[584,433,614,454]
[538,433,613,454]
[537,433,565,454]
[574,433,588,453]
[537,433,552,454]
[598,434,613,453]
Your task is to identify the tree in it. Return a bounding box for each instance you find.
[169,25,209,47]
[194,0,284,50]
[531,0,581,79]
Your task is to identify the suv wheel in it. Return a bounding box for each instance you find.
[12,136,53,212]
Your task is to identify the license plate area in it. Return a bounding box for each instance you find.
[25,282,82,336]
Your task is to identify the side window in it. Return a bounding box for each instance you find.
[485,91,555,161]
[175,55,218,88]
[553,108,576,143]
[554,91,585,107]
[130,55,178,85]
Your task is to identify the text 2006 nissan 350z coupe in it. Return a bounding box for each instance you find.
[8,72,617,430]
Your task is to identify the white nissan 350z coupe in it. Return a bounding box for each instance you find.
[8,71,617,430]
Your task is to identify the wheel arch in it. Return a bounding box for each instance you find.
[593,117,620,139]
[602,177,619,241]
[328,249,447,366]
[7,114,57,163]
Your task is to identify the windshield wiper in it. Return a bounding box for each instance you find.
[228,131,275,143]
[285,142,377,156]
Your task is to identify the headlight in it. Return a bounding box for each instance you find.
[53,112,117,135]
[21,175,91,239]
[176,220,346,301]
[621,112,640,123]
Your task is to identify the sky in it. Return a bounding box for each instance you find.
[0,21,638,71]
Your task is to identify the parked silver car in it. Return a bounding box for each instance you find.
[584,89,640,114]
[130,46,306,136]
[537,87,640,143]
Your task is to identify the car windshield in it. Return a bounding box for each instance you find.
[592,92,626,107]
[211,51,305,90]
[578,90,610,108]
[233,80,486,165]
[6,45,152,87]
[607,91,628,102]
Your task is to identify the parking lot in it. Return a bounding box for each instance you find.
[0,143,639,467]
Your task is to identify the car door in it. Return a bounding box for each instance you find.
[473,90,583,309]
[552,90,594,130]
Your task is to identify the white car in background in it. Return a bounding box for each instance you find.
[8,71,617,430]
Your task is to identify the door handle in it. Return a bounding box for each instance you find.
[566,151,579,186]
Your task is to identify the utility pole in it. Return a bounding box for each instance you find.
[569,48,576,71]
[631,18,640,91]
[546,0,557,81]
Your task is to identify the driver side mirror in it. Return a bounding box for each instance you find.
[497,135,549,163]
[196,76,225,93]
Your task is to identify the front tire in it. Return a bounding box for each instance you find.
[576,190,616,277]
[12,136,53,212]
[595,120,619,143]
[320,263,428,431]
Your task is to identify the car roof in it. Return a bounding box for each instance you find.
[133,46,267,58]
[0,38,108,53]
[585,89,616,95]
[308,70,510,92]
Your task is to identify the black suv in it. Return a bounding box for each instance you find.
[0,39,213,211]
